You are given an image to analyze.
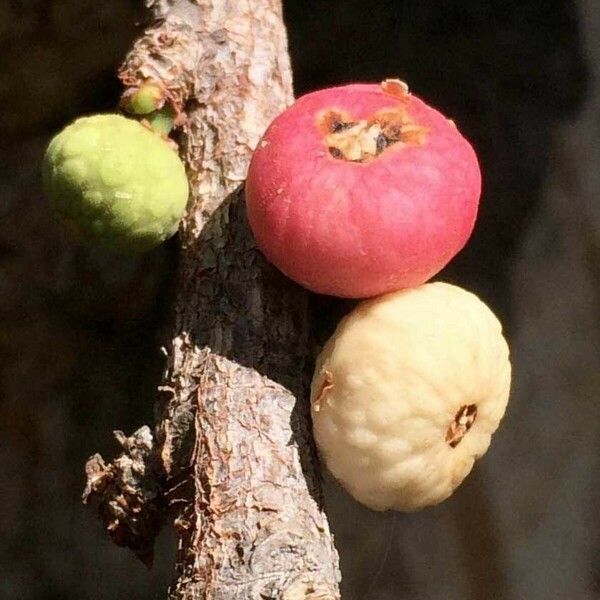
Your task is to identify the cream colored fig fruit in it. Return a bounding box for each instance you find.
[311,282,511,511]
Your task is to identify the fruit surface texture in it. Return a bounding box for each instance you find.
[42,114,188,252]
[246,80,481,298]
[311,282,511,511]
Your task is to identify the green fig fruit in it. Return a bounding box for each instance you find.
[42,114,188,253]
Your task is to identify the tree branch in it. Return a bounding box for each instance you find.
[83,1,341,598]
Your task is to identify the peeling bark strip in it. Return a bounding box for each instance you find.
[84,1,341,598]
[83,427,165,568]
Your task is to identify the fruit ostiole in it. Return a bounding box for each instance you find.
[42,80,189,253]
[321,80,428,163]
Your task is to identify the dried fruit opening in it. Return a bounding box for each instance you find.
[445,404,477,448]
[320,108,427,163]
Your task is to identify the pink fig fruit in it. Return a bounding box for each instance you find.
[245,80,481,298]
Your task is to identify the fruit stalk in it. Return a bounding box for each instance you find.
[82,1,341,598]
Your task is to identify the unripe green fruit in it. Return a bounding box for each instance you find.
[42,114,188,253]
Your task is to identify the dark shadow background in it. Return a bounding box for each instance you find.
[0,1,597,598]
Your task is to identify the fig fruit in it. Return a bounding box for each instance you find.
[246,80,481,297]
[42,114,188,253]
[311,282,511,511]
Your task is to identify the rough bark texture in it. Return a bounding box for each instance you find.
[83,1,341,598]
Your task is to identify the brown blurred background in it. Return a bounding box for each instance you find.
[1,1,599,598]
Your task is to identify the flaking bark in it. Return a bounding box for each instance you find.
[83,1,341,598]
